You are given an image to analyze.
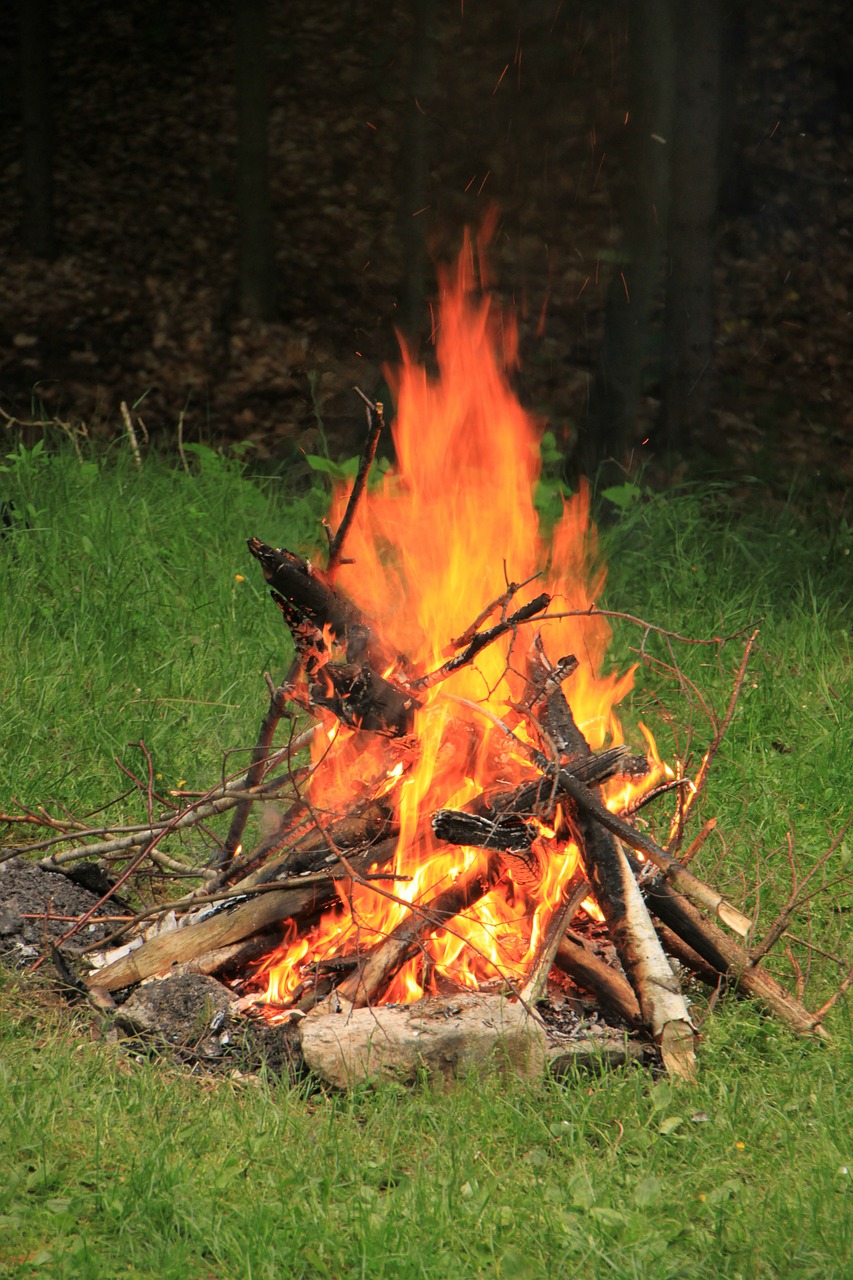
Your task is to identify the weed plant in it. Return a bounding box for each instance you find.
[0,443,851,1279]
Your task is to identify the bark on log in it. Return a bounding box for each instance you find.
[552,765,752,936]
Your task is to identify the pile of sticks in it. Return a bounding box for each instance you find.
[4,397,849,1079]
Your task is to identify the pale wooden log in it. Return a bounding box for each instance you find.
[638,865,830,1039]
[580,824,697,1079]
[86,843,395,992]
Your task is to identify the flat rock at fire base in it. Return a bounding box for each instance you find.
[299,992,548,1088]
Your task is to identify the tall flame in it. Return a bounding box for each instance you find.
[257,237,665,1009]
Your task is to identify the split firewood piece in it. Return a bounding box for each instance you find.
[554,931,643,1028]
[247,537,378,665]
[578,822,697,1079]
[86,842,397,992]
[521,879,593,1005]
[334,854,502,1008]
[633,859,831,1040]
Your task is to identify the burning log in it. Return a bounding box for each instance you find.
[296,656,418,736]
[334,853,501,1008]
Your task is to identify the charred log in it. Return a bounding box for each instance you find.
[247,536,378,666]
[334,853,501,1008]
[554,930,643,1028]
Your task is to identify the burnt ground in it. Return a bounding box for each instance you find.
[0,855,642,1081]
[0,1,851,508]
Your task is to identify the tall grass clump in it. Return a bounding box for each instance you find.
[0,441,324,815]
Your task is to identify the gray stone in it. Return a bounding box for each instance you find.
[299,992,548,1088]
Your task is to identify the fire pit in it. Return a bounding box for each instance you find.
[15,240,840,1087]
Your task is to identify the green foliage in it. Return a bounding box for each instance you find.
[305,452,392,490]
[534,429,572,528]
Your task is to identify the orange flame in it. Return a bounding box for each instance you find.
[255,237,667,1009]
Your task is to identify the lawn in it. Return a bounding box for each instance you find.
[1,442,851,1279]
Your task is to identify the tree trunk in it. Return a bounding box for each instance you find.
[20,0,55,258]
[398,0,437,336]
[579,0,675,482]
[236,0,276,320]
[661,1,723,453]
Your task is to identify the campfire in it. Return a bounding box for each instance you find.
[14,239,842,1087]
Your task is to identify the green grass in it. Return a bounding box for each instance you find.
[1,445,851,1279]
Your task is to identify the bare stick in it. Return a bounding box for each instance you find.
[410,593,551,692]
[666,629,759,851]
[520,879,591,1004]
[326,391,385,575]
[120,401,143,469]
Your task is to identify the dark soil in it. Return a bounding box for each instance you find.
[0,856,116,964]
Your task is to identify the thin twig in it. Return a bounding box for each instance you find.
[666,628,760,852]
[326,390,385,575]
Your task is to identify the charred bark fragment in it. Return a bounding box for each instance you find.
[247,537,377,665]
[305,660,419,736]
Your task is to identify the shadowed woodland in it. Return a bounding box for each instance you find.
[3,0,852,504]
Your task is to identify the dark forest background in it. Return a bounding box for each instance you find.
[2,0,852,505]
